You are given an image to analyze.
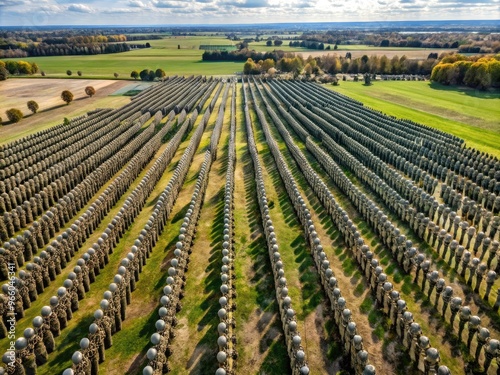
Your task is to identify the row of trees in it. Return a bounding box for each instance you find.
[0,42,150,59]
[0,60,38,79]
[431,54,500,89]
[243,53,438,76]
[298,30,499,51]
[202,49,285,62]
[288,40,326,50]
[2,87,96,125]
[266,39,283,47]
[130,69,166,81]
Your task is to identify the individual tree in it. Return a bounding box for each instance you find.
[148,70,156,81]
[379,55,390,74]
[303,63,313,76]
[380,39,390,47]
[349,59,360,74]
[334,44,338,50]
[6,108,23,123]
[66,70,72,76]
[260,58,275,72]
[390,55,401,74]
[18,61,33,74]
[274,40,283,47]
[243,58,260,75]
[0,67,8,81]
[145,42,151,48]
[41,71,46,76]
[464,61,491,89]
[131,70,139,80]
[5,61,19,75]
[266,40,273,47]
[489,59,500,87]
[178,44,180,49]
[139,69,150,81]
[363,73,372,85]
[77,71,82,76]
[155,68,166,79]
[360,54,370,73]
[61,90,74,105]
[114,72,119,78]
[267,67,277,76]
[85,86,96,97]
[27,100,39,114]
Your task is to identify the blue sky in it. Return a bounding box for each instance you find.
[0,0,498,26]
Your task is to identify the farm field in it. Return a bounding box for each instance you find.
[248,41,456,59]
[2,37,240,78]
[0,79,132,145]
[1,76,499,375]
[1,35,455,79]
[329,81,500,158]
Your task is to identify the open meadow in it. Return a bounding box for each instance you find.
[328,81,500,158]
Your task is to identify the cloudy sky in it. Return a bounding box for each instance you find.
[0,0,499,26]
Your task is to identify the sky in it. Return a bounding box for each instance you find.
[0,0,499,26]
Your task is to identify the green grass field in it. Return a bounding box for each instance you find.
[2,35,454,79]
[328,81,500,157]
[3,37,240,78]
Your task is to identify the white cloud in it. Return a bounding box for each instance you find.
[67,3,94,12]
[0,0,28,8]
[0,0,498,24]
[102,7,137,13]
[154,0,187,7]
[223,0,269,7]
[128,0,147,7]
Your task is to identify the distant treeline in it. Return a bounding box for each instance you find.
[0,42,150,58]
[124,35,163,41]
[296,30,500,52]
[431,54,500,89]
[288,40,326,50]
[202,49,286,62]
[0,31,151,58]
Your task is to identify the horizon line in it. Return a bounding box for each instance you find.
[2,19,500,28]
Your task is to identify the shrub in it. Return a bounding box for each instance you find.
[41,71,46,76]
[6,108,23,123]
[0,67,8,81]
[85,86,96,97]
[66,70,72,76]
[63,117,70,126]
[27,100,39,114]
[61,90,74,105]
[114,72,119,78]
[155,68,166,79]
[77,71,82,76]
[131,70,139,80]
